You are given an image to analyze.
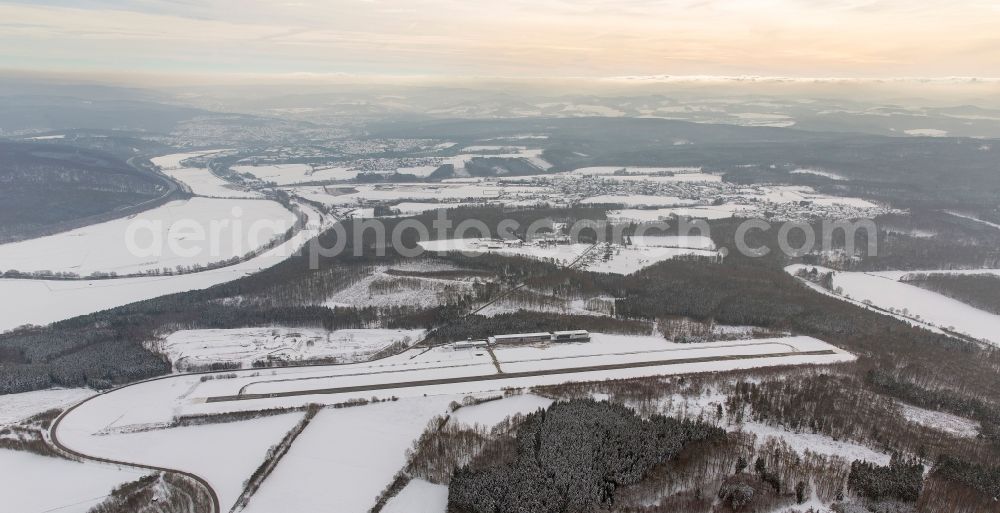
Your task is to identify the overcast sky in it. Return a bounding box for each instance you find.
[1,0,998,81]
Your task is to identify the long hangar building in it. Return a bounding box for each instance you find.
[486,330,591,345]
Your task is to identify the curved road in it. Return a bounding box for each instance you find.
[50,378,222,513]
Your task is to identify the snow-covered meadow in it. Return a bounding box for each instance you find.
[242,397,452,513]
[0,198,295,276]
[150,151,224,171]
[0,202,326,333]
[899,403,981,438]
[151,151,260,199]
[582,242,718,275]
[382,479,449,513]
[232,163,359,185]
[418,236,718,275]
[157,328,425,370]
[164,167,263,198]
[418,238,593,265]
[324,268,478,309]
[0,450,149,513]
[790,168,847,181]
[449,394,554,429]
[0,388,93,425]
[60,409,307,511]
[830,271,1000,346]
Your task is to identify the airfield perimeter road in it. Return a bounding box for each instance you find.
[50,386,222,513]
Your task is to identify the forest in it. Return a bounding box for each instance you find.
[900,273,1000,315]
[0,141,175,243]
[525,367,999,512]
[447,399,726,513]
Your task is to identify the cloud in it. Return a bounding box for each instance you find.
[0,0,997,77]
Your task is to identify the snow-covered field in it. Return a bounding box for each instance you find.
[0,202,325,332]
[904,128,949,137]
[0,198,295,276]
[242,397,451,513]
[418,238,593,265]
[382,479,449,513]
[450,394,554,429]
[651,387,891,466]
[753,185,878,208]
[59,409,307,511]
[396,165,440,178]
[790,168,847,181]
[418,236,717,275]
[477,296,614,318]
[900,403,980,438]
[149,151,222,171]
[728,112,796,128]
[831,271,1000,346]
[786,265,953,336]
[447,147,552,171]
[157,328,425,370]
[323,266,480,309]
[233,163,359,185]
[164,167,262,198]
[738,422,891,466]
[0,450,148,513]
[582,246,716,274]
[151,151,260,199]
[0,388,93,425]
[582,241,718,275]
